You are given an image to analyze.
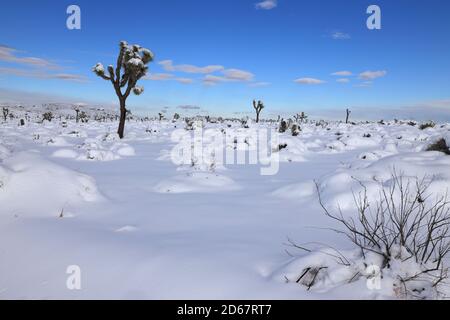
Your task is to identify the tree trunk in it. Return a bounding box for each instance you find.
[256,111,260,123]
[117,99,126,139]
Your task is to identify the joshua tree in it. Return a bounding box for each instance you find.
[300,112,308,123]
[294,112,308,124]
[74,107,81,123]
[345,108,351,124]
[2,107,9,122]
[92,41,154,138]
[252,100,264,123]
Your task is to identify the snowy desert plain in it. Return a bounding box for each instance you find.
[1,104,450,300]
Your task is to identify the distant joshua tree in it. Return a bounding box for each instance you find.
[2,107,9,122]
[294,112,308,124]
[252,100,264,123]
[74,107,81,123]
[92,41,154,138]
[345,108,351,124]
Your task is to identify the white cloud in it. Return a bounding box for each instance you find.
[0,45,86,82]
[332,71,352,76]
[202,69,255,85]
[145,73,174,81]
[249,81,271,87]
[203,75,227,86]
[331,32,351,40]
[222,68,254,81]
[336,78,350,83]
[354,81,373,88]
[294,77,326,85]
[0,45,58,68]
[359,70,387,80]
[157,59,256,86]
[158,60,224,74]
[0,67,87,82]
[175,78,194,84]
[177,105,201,110]
[255,0,277,10]
[145,73,194,84]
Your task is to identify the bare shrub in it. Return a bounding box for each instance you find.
[298,172,450,298]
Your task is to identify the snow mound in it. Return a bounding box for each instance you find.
[272,247,442,299]
[0,144,11,160]
[0,151,102,217]
[46,136,72,147]
[116,145,136,157]
[271,181,316,200]
[78,149,120,161]
[316,151,450,212]
[76,137,135,161]
[52,149,79,159]
[154,172,240,193]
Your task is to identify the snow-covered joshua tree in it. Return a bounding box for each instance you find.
[252,100,264,123]
[92,41,154,138]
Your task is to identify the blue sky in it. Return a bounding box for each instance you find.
[0,0,449,118]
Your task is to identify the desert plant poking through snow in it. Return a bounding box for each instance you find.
[420,121,435,130]
[290,172,450,299]
[291,124,301,136]
[318,171,450,298]
[426,138,450,155]
[252,100,264,123]
[279,119,287,133]
[42,112,54,122]
[92,41,154,138]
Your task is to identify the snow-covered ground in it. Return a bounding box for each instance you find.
[1,111,450,299]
